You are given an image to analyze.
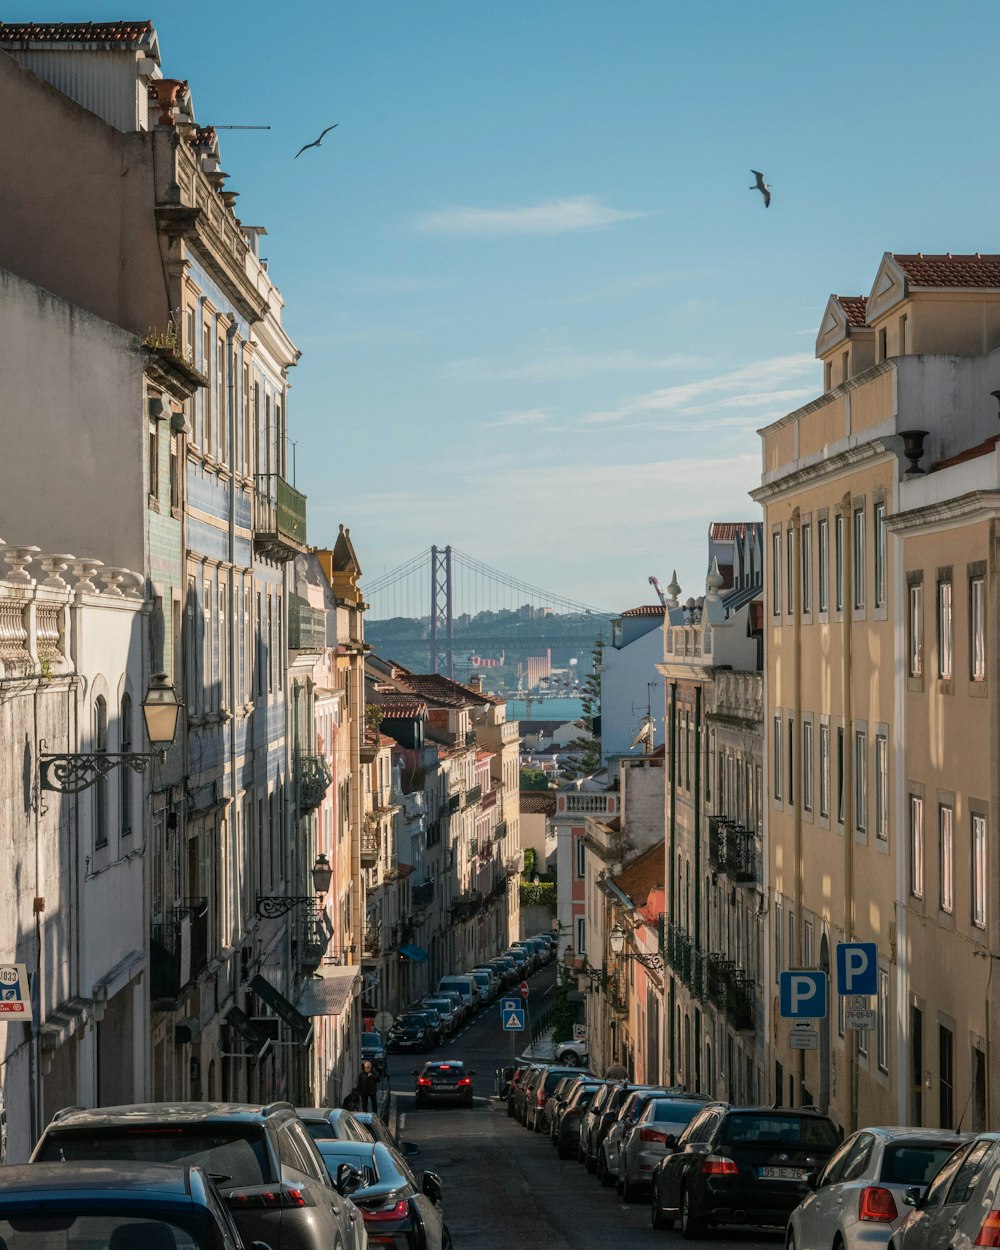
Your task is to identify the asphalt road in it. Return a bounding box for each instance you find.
[384,963,782,1250]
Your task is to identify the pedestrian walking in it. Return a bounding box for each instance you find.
[357,1060,379,1113]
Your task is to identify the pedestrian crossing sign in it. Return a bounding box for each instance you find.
[502,1006,525,1031]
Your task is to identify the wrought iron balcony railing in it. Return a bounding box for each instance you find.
[412,878,434,909]
[253,473,307,562]
[150,907,193,1004]
[289,595,326,650]
[710,819,759,884]
[296,904,334,972]
[494,819,507,841]
[706,952,756,1031]
[299,754,333,812]
[465,784,482,807]
[361,823,379,867]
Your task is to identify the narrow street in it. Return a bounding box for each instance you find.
[383,967,782,1250]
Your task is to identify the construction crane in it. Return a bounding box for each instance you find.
[648,575,668,607]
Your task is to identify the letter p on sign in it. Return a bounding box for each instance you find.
[836,942,878,996]
[779,970,827,1018]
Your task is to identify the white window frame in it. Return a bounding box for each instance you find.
[853,507,866,610]
[772,531,782,617]
[874,502,887,608]
[801,522,812,614]
[909,583,924,677]
[802,720,813,813]
[971,576,986,681]
[940,804,954,913]
[817,517,829,613]
[972,813,987,928]
[875,734,888,841]
[773,716,783,801]
[877,966,890,1074]
[938,580,953,679]
[854,729,867,833]
[819,724,830,819]
[910,796,924,899]
[576,835,586,879]
[835,513,845,612]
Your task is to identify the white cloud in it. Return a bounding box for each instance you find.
[483,409,552,428]
[444,349,711,384]
[413,196,648,236]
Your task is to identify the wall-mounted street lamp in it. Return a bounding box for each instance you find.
[563,944,610,990]
[256,854,333,919]
[608,923,664,971]
[39,672,181,793]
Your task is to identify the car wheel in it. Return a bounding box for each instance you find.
[463,1094,473,1108]
[560,1050,579,1067]
[785,1232,797,1250]
[680,1185,705,1241]
[598,1151,614,1188]
[651,1187,674,1231]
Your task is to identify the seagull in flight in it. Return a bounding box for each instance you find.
[750,169,771,207]
[294,123,338,160]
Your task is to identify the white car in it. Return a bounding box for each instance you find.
[787,1125,970,1250]
[554,1039,588,1066]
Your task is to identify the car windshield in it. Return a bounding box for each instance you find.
[0,1212,212,1250]
[649,1100,706,1125]
[400,1015,426,1026]
[720,1114,841,1148]
[35,1128,270,1187]
[880,1142,966,1185]
[423,1064,465,1076]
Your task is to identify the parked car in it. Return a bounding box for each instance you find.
[651,1104,842,1237]
[489,956,518,986]
[0,1163,255,1250]
[509,941,539,972]
[353,1108,407,1151]
[468,968,498,1002]
[543,1076,582,1137]
[582,1082,635,1174]
[414,1004,449,1043]
[315,1137,450,1250]
[421,996,459,1034]
[361,1031,388,1075]
[884,1132,1000,1250]
[433,988,468,1027]
[554,1038,589,1067]
[600,1088,666,1186]
[414,1059,475,1108]
[297,1106,372,1142]
[437,974,481,1015]
[507,1063,538,1119]
[787,1125,970,1250]
[388,1012,436,1051]
[555,1081,607,1160]
[30,1101,362,1250]
[502,949,530,978]
[526,1066,594,1132]
[618,1092,711,1200]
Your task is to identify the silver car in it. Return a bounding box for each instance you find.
[788,1125,970,1250]
[617,1093,710,1200]
[599,1088,664,1186]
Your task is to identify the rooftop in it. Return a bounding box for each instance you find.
[0,20,154,45]
[836,295,868,327]
[892,253,1000,288]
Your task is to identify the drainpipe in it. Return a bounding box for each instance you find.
[668,680,677,1082]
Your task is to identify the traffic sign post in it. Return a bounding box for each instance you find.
[779,970,828,1019]
[519,981,530,1000]
[844,996,876,1031]
[502,1006,526,1032]
[836,942,878,996]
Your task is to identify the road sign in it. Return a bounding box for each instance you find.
[845,997,876,1031]
[836,942,878,996]
[519,981,530,1000]
[573,1024,588,1041]
[0,965,31,1021]
[502,1006,526,1031]
[779,970,827,1019]
[500,997,521,1016]
[374,1010,394,1034]
[789,1029,818,1050]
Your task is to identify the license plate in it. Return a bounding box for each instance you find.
[758,1166,807,1181]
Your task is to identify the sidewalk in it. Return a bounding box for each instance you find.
[522,1028,556,1060]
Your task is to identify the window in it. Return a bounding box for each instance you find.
[219,580,228,709]
[242,362,251,474]
[939,1025,954,1129]
[202,323,213,451]
[835,513,845,612]
[787,717,794,806]
[910,796,924,898]
[939,805,954,913]
[185,306,196,363]
[819,724,830,818]
[119,693,132,838]
[837,727,845,824]
[576,835,586,878]
[853,507,866,610]
[217,338,226,460]
[775,900,783,978]
[772,531,781,616]
[818,518,829,613]
[877,967,890,1074]
[909,582,924,677]
[899,313,907,354]
[267,594,274,693]
[972,814,987,928]
[802,720,813,812]
[576,918,586,954]
[169,433,180,510]
[94,696,108,849]
[878,326,888,361]
[854,729,867,832]
[875,734,888,841]
[801,523,812,614]
[786,529,794,614]
[148,417,160,499]
[203,576,213,711]
[874,502,887,608]
[971,576,986,681]
[938,580,953,679]
[803,918,814,967]
[773,717,783,801]
[841,349,850,382]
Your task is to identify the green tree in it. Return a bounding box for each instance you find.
[519,767,550,791]
[559,638,604,781]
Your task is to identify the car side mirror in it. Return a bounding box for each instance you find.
[903,1186,922,1208]
[401,1141,420,1157]
[335,1164,362,1196]
[422,1170,443,1203]
[664,1133,678,1149]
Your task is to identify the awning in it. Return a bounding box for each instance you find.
[249,973,312,1044]
[225,1006,270,1058]
[399,944,429,963]
[297,966,360,1018]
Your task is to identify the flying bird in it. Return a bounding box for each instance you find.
[750,169,771,207]
[294,123,338,159]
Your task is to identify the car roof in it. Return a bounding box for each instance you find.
[859,1125,976,1140]
[422,1058,466,1067]
[0,1162,200,1198]
[44,1102,292,1128]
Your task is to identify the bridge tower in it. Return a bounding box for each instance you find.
[429,544,454,678]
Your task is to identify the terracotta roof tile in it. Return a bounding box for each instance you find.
[892,254,1000,288]
[612,842,665,911]
[836,296,868,327]
[519,790,557,815]
[934,433,1000,470]
[0,20,153,43]
[376,694,427,720]
[620,605,666,618]
[709,521,757,541]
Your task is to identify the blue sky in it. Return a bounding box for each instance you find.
[14,1,1000,610]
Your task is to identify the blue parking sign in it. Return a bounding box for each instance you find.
[836,943,878,996]
[779,970,827,1019]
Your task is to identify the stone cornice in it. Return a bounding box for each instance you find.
[751,441,893,505]
[888,489,1000,534]
[756,359,896,438]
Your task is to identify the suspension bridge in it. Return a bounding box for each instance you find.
[364,546,614,681]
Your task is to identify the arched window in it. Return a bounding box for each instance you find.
[120,693,133,838]
[94,696,108,849]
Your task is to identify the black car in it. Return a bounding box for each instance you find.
[361,1031,388,1075]
[525,1065,593,1132]
[415,1060,475,1108]
[0,1162,249,1250]
[388,1012,436,1051]
[315,1138,450,1250]
[30,1101,360,1250]
[651,1104,842,1237]
[582,1081,634,1173]
[554,1081,606,1160]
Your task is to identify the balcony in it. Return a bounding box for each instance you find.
[412,878,434,909]
[184,897,209,980]
[447,793,461,815]
[299,755,333,812]
[710,819,759,884]
[559,792,617,817]
[289,595,326,651]
[494,820,508,842]
[253,473,307,562]
[465,784,482,807]
[150,908,193,1006]
[361,822,379,867]
[666,922,706,998]
[296,905,334,972]
[362,925,381,963]
[706,953,756,1031]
